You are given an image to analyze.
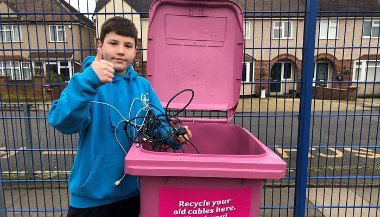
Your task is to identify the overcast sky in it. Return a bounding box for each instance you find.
[68,0,97,14]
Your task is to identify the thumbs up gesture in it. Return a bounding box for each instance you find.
[91,48,115,83]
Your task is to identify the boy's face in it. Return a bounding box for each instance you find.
[97,32,137,75]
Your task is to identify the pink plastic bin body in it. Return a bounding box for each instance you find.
[124,0,286,216]
[126,122,286,217]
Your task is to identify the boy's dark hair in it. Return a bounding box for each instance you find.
[99,16,138,46]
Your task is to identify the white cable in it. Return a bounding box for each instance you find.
[91,101,129,187]
[115,119,128,154]
[137,177,141,191]
[91,100,149,187]
[91,101,128,121]
[91,99,149,141]
[129,96,159,138]
[113,173,126,187]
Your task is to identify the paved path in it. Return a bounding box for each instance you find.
[1,187,379,216]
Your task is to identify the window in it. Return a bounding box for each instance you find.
[49,25,66,42]
[59,61,71,81]
[363,20,380,38]
[46,62,58,75]
[22,62,32,80]
[242,61,254,82]
[0,61,22,80]
[6,61,20,80]
[273,21,292,39]
[0,61,31,80]
[244,21,251,39]
[46,61,72,81]
[353,60,380,82]
[0,63,4,77]
[283,62,292,79]
[0,25,21,42]
[319,19,338,39]
[33,61,44,75]
[0,62,31,80]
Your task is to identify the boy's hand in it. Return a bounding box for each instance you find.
[91,48,115,83]
[175,126,192,145]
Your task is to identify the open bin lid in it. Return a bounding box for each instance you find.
[146,0,244,123]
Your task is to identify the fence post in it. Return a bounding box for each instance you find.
[23,104,34,179]
[294,0,318,217]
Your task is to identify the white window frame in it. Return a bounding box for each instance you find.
[0,63,4,77]
[319,19,338,40]
[281,62,293,81]
[6,61,20,80]
[353,60,380,82]
[363,20,380,38]
[21,62,32,80]
[273,21,292,39]
[59,61,73,80]
[46,61,73,80]
[244,21,251,39]
[0,61,31,80]
[243,61,254,83]
[0,25,21,42]
[33,61,44,76]
[49,25,66,42]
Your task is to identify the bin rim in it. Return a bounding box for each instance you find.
[125,143,287,179]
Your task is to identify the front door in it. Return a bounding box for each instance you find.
[270,63,282,92]
[316,62,329,86]
[270,62,294,94]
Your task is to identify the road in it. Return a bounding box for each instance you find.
[0,105,379,186]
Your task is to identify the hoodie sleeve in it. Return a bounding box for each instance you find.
[48,56,104,134]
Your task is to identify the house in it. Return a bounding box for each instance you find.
[94,0,380,98]
[242,0,380,98]
[0,0,96,100]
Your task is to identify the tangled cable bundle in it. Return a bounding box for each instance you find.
[123,89,199,154]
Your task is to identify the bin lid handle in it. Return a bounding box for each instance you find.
[226,103,238,123]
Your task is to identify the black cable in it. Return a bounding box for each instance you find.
[165,89,194,123]
[123,89,199,154]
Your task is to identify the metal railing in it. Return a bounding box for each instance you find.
[0,0,379,216]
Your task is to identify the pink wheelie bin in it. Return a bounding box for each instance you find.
[125,0,286,216]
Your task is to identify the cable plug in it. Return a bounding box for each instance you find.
[113,180,121,187]
[113,174,126,187]
[174,126,187,136]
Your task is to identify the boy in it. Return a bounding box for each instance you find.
[48,17,191,217]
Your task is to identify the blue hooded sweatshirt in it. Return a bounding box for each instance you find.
[48,56,177,208]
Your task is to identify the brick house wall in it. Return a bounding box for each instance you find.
[0,76,65,101]
[313,86,358,100]
[132,39,147,77]
[250,57,374,98]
